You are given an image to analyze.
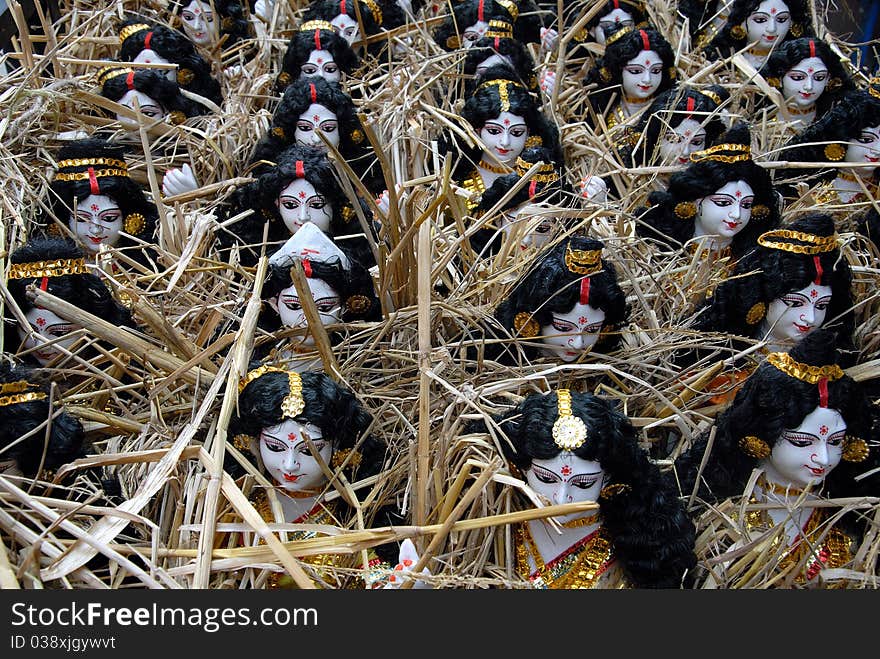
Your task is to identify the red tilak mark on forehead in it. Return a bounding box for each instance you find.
[288,432,297,440]
[88,167,100,195]
[809,40,816,58]
[39,278,49,292]
[819,424,828,436]
[309,83,317,103]
[315,29,322,50]
[301,247,320,255]
[503,118,510,125]
[818,378,829,408]
[735,190,742,197]
[808,67,814,73]
[478,0,484,22]
[125,71,135,90]
[340,0,346,14]
[295,160,305,178]
[640,29,650,52]
[813,255,823,285]
[494,36,500,49]
[560,465,572,476]
[36,316,46,326]
[580,277,590,305]
[686,97,695,113]
[303,259,313,278]
[90,204,100,212]
[144,31,153,49]
[528,179,538,197]
[298,190,307,198]
[317,57,323,63]
[313,114,321,122]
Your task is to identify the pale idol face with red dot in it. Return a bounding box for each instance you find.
[331,13,360,45]
[277,178,333,235]
[269,278,342,346]
[295,103,341,152]
[782,57,829,109]
[845,124,880,178]
[621,49,664,100]
[745,0,791,49]
[539,299,607,362]
[501,204,557,251]
[180,1,217,46]
[526,453,604,524]
[475,53,514,77]
[658,117,708,166]
[116,90,165,130]
[132,49,176,82]
[300,49,341,83]
[20,307,82,366]
[764,282,831,344]
[70,194,123,254]
[479,111,528,165]
[592,8,635,46]
[693,179,755,243]
[462,20,489,48]
[259,419,332,492]
[760,405,845,489]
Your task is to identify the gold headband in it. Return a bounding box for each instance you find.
[564,243,602,275]
[604,24,636,48]
[300,20,335,33]
[766,352,844,385]
[757,229,839,255]
[515,157,557,180]
[494,0,519,20]
[55,169,129,182]
[238,365,305,419]
[700,90,722,105]
[0,381,32,394]
[8,257,88,279]
[96,66,134,86]
[119,23,151,43]
[484,20,514,40]
[0,392,47,407]
[477,78,525,112]
[868,77,880,100]
[57,158,128,171]
[552,389,587,451]
[360,0,383,26]
[689,143,751,164]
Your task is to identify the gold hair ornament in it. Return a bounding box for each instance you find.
[177,68,195,85]
[790,23,803,37]
[477,78,525,113]
[842,437,870,463]
[524,135,543,148]
[360,0,383,25]
[96,66,133,86]
[238,366,306,420]
[119,23,151,43]
[599,483,631,499]
[604,24,636,48]
[0,392,48,407]
[750,204,770,220]
[738,435,771,459]
[689,142,751,163]
[300,20,335,33]
[232,434,253,451]
[515,157,555,177]
[700,89,723,105]
[494,0,519,20]
[766,351,844,384]
[552,389,587,451]
[757,229,838,255]
[123,213,146,235]
[599,67,612,83]
[168,110,187,125]
[484,20,514,40]
[8,258,88,279]
[0,381,31,394]
[330,447,362,469]
[564,243,602,275]
[55,168,129,182]
[351,128,365,144]
[57,158,128,171]
[868,80,880,101]
[513,311,540,338]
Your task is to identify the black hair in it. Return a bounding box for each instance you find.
[462,31,539,95]
[99,67,201,119]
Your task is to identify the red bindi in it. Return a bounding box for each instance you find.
[503,118,510,125]
[819,425,828,436]
[578,316,588,325]
[735,190,742,197]
[316,57,323,63]
[313,114,320,122]
[298,190,307,198]
[90,204,100,212]
[288,432,297,440]
[560,465,572,476]
[810,288,818,298]
[36,317,46,327]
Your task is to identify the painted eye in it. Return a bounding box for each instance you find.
[534,221,552,234]
[204,14,214,23]
[625,67,642,75]
[651,67,663,75]
[782,296,804,307]
[741,198,754,209]
[788,72,805,81]
[297,121,313,132]
[463,31,479,42]
[301,64,318,75]
[690,137,705,147]
[815,300,830,311]
[262,439,286,452]
[786,437,812,448]
[777,15,789,23]
[584,323,604,334]
[751,16,767,24]
[858,134,875,143]
[551,320,574,332]
[281,200,300,210]
[710,197,733,206]
[320,122,337,133]
[182,12,194,21]
[484,126,502,135]
[324,63,338,74]
[827,435,844,447]
[814,72,828,81]
[316,302,336,313]
[510,127,527,138]
[308,197,327,209]
[283,300,302,311]
[533,470,556,484]
[571,478,598,490]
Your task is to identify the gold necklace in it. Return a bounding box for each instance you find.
[623,94,651,105]
[747,46,771,57]
[757,475,805,498]
[837,170,876,186]
[478,159,513,175]
[516,523,614,589]
[560,512,600,529]
[784,104,815,116]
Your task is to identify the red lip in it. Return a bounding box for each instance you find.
[807,466,825,476]
[638,85,653,91]
[799,92,813,99]
[866,156,879,162]
[88,236,104,244]
[282,473,300,482]
[677,156,689,164]
[794,323,812,333]
[496,148,510,155]
[724,220,739,229]
[765,35,777,41]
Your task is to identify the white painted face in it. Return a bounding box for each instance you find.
[501,204,557,251]
[764,282,831,343]
[300,49,341,83]
[592,8,635,46]
[69,194,123,253]
[845,124,880,178]
[782,57,829,109]
[479,111,528,165]
[132,49,176,82]
[539,299,607,362]
[331,13,359,45]
[179,1,218,46]
[760,405,845,489]
[20,307,82,366]
[744,0,791,50]
[259,418,332,492]
[462,20,489,48]
[475,53,514,77]
[271,278,342,345]
[658,117,708,166]
[621,49,664,100]
[277,178,332,235]
[295,103,340,152]
[693,180,755,241]
[116,89,165,130]
[526,453,604,524]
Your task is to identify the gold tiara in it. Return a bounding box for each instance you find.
[476,78,525,112]
[484,20,514,40]
[238,365,305,420]
[689,142,751,163]
[757,229,838,255]
[766,352,844,385]
[564,243,602,275]
[0,381,32,394]
[8,257,88,279]
[604,24,636,48]
[57,158,128,171]
[494,0,519,20]
[118,23,151,43]
[515,157,555,176]
[55,169,129,182]
[0,392,47,407]
[700,89,722,105]
[552,389,587,451]
[300,20,335,33]
[360,0,383,26]
[96,66,133,86]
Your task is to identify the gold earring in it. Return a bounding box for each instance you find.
[123,213,145,235]
[730,25,746,40]
[177,68,195,85]
[168,110,186,125]
[764,77,781,88]
[599,67,612,83]
[738,435,771,459]
[599,483,631,499]
[674,201,697,219]
[790,23,803,37]
[751,204,770,220]
[513,312,540,338]
[746,302,766,325]
[842,437,870,463]
[232,434,253,451]
[824,143,846,161]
